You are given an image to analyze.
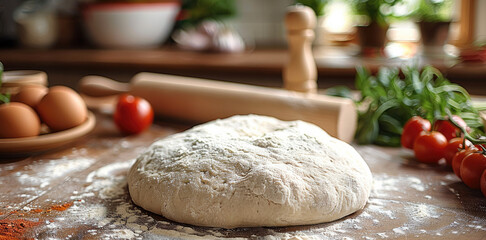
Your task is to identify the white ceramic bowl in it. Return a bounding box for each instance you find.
[83,2,180,49]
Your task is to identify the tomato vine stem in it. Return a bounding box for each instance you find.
[447,114,486,153]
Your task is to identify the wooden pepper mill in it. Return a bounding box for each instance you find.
[283,5,317,93]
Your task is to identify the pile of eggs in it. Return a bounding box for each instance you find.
[0,85,88,138]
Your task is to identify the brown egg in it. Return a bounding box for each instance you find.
[0,102,40,138]
[37,86,88,131]
[11,85,48,108]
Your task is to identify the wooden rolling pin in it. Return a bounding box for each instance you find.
[79,73,357,143]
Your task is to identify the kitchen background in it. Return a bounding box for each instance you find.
[0,0,485,94]
[1,0,484,49]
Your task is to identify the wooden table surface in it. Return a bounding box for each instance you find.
[1,111,486,239]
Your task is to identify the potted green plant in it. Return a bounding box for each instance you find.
[348,0,401,54]
[412,0,453,49]
[175,0,237,30]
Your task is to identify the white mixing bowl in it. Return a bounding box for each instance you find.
[83,2,180,49]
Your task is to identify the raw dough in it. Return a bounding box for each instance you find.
[128,115,372,228]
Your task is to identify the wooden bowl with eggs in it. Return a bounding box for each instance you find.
[0,73,95,156]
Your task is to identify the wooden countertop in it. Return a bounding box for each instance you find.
[1,111,485,239]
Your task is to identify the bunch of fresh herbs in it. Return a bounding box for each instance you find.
[336,65,484,146]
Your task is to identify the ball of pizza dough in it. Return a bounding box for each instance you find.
[128,115,372,228]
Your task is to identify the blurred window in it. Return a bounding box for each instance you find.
[317,0,465,58]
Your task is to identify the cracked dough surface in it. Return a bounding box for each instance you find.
[128,115,372,228]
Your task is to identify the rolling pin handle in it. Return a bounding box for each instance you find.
[283,5,317,94]
[78,75,130,97]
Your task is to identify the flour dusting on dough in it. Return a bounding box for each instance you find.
[128,115,373,228]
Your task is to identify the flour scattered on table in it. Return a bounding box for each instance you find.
[372,174,429,198]
[27,146,486,239]
[0,157,95,212]
[102,229,137,239]
[17,157,95,186]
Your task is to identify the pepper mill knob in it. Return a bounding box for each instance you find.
[283,5,317,93]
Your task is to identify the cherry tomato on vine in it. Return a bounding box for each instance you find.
[401,116,431,149]
[434,115,469,141]
[413,131,447,164]
[481,170,486,198]
[452,147,478,180]
[113,94,154,134]
[444,137,472,167]
[460,152,486,189]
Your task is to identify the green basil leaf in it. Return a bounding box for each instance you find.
[374,133,401,147]
[326,86,353,99]
[378,113,403,135]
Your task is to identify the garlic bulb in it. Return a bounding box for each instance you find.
[172,20,245,53]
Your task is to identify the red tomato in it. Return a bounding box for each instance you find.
[401,116,431,149]
[413,131,447,164]
[481,170,486,198]
[113,94,154,134]
[460,152,486,189]
[481,170,486,197]
[452,147,477,180]
[475,144,486,151]
[444,138,472,167]
[434,115,469,141]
